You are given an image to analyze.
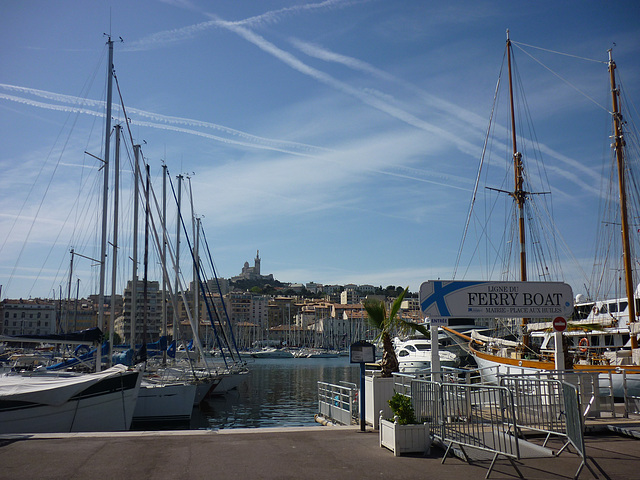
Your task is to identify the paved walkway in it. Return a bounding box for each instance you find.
[1,426,638,479]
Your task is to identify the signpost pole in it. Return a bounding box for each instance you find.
[554,330,565,371]
[359,362,366,432]
[553,317,567,371]
[430,323,441,383]
[350,341,375,433]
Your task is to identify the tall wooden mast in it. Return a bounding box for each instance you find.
[506,31,530,347]
[608,50,638,348]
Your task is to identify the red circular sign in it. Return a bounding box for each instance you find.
[553,317,567,332]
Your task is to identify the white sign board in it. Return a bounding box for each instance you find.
[350,342,375,363]
[419,280,573,319]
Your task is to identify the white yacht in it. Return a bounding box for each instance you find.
[394,336,458,373]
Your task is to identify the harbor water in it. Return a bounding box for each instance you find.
[192,356,359,430]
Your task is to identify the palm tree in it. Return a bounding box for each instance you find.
[363,286,429,377]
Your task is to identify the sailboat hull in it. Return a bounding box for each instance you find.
[209,370,248,396]
[132,382,197,423]
[0,366,141,434]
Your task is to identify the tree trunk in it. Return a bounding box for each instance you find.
[380,332,399,377]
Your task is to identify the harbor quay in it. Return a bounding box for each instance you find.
[1,425,639,480]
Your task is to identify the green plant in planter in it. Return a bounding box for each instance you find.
[388,392,415,425]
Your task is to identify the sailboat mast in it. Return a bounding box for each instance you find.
[109,124,121,366]
[506,31,529,347]
[162,164,168,365]
[188,176,199,342]
[608,50,638,348]
[174,175,183,346]
[66,248,74,334]
[506,31,527,283]
[142,163,150,363]
[97,36,114,372]
[131,144,140,351]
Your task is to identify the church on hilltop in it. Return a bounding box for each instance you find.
[231,250,274,282]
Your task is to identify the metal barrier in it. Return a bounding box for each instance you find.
[317,381,357,426]
[410,379,523,478]
[403,376,595,479]
[408,379,441,430]
[499,377,566,445]
[496,370,622,419]
[392,367,478,395]
[561,382,598,479]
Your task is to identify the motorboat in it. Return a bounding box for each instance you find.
[250,348,294,358]
[394,336,458,373]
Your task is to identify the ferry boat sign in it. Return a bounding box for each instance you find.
[419,280,574,319]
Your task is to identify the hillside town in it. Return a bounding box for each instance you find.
[1,251,423,352]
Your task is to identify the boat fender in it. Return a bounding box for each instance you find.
[579,337,589,353]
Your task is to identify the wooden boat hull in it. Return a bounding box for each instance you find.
[470,341,640,397]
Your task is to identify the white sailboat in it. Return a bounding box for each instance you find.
[0,37,144,434]
[0,364,141,434]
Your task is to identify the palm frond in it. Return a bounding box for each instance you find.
[388,286,409,324]
[398,319,430,338]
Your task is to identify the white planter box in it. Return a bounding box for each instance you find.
[379,417,431,457]
[365,374,395,429]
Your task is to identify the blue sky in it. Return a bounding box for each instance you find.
[1,0,640,301]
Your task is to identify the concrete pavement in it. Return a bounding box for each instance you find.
[1,426,639,479]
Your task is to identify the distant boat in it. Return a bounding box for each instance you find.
[303,348,340,358]
[0,364,141,434]
[251,348,294,358]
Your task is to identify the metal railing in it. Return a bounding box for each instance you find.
[317,381,357,425]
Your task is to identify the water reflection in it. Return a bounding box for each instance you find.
[193,357,359,429]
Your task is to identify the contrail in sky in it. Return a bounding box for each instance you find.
[0,85,329,157]
[127,0,367,50]
[208,15,481,157]
[288,38,604,191]
[129,2,481,155]
[129,4,604,194]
